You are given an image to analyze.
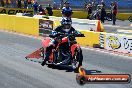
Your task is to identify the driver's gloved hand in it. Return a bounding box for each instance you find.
[69,34,75,41]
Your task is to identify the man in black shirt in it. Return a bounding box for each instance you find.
[46,4,53,16]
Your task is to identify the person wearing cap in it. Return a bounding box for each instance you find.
[86,3,93,19]
[61,2,73,18]
[33,2,39,14]
[110,1,118,25]
[100,4,106,23]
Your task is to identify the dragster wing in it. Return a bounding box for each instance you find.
[25,48,42,59]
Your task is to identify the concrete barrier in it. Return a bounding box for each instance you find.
[76,30,100,47]
[0,14,131,55]
[14,16,39,36]
[0,14,39,36]
[117,13,132,20]
[100,33,132,54]
[0,14,103,47]
[8,15,16,31]
[0,14,6,29]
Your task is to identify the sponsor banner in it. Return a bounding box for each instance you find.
[39,19,53,36]
[76,74,131,85]
[76,67,131,85]
[106,34,132,54]
[0,7,33,15]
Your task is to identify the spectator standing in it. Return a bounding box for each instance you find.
[0,0,5,7]
[101,1,106,8]
[84,1,88,10]
[53,2,57,10]
[60,0,64,9]
[12,0,17,8]
[12,1,14,7]
[6,0,9,7]
[110,2,113,19]
[17,0,21,8]
[33,2,39,14]
[46,4,53,16]
[24,0,28,8]
[110,1,118,25]
[110,2,114,12]
[61,2,73,18]
[10,0,14,7]
[91,1,96,10]
[38,5,43,12]
[100,5,106,23]
[86,3,92,19]
[94,5,101,20]
[27,0,32,9]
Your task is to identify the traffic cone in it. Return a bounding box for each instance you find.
[97,20,101,32]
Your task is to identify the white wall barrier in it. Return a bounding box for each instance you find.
[100,33,132,54]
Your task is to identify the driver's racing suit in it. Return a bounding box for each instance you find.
[41,25,83,66]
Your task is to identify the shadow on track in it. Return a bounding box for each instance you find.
[47,64,102,74]
[47,64,74,72]
[25,58,102,74]
[84,70,102,74]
